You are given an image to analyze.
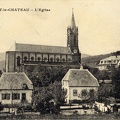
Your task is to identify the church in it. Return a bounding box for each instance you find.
[5,11,81,72]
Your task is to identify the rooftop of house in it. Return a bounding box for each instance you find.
[0,72,33,90]
[100,55,120,61]
[7,43,72,54]
[99,80,112,84]
[62,69,99,87]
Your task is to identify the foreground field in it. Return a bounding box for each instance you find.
[1,113,120,120]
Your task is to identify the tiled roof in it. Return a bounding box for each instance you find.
[62,69,99,87]
[15,43,72,54]
[0,72,33,90]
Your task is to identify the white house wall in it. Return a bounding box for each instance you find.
[0,90,32,105]
[62,80,69,103]
[68,86,98,104]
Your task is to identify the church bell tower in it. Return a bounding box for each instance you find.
[67,9,81,63]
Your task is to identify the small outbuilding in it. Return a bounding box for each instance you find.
[0,72,33,106]
[62,69,99,104]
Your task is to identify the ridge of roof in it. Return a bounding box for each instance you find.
[3,72,25,74]
[68,69,89,71]
[16,43,68,49]
[14,43,72,54]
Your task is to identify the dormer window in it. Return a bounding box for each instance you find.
[22,83,28,89]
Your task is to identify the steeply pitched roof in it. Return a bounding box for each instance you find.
[62,69,99,87]
[71,9,76,28]
[14,43,72,54]
[0,72,33,90]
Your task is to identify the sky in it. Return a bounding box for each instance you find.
[0,0,120,55]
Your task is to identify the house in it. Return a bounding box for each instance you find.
[5,11,81,73]
[0,72,33,106]
[98,55,120,70]
[62,69,99,104]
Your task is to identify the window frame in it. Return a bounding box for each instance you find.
[12,93,20,100]
[49,57,53,62]
[24,56,27,61]
[31,56,34,61]
[2,93,10,100]
[73,89,78,96]
[37,57,41,61]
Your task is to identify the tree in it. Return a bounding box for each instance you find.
[111,66,120,98]
[83,65,111,80]
[32,81,66,114]
[77,89,97,106]
[26,65,71,87]
[0,102,4,112]
[89,89,97,102]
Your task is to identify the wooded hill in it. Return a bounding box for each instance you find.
[81,51,120,68]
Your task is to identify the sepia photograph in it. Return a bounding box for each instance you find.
[0,0,120,119]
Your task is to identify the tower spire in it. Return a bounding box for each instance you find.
[71,8,76,28]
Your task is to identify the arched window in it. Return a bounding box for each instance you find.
[17,56,20,66]
[74,36,76,45]
[68,58,72,62]
[62,58,66,62]
[24,56,27,62]
[49,57,53,62]
[21,83,28,89]
[56,58,60,62]
[37,57,41,61]
[31,57,34,61]
[43,57,47,62]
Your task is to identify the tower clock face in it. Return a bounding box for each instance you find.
[73,49,77,53]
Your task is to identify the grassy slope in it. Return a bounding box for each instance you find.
[81,53,111,68]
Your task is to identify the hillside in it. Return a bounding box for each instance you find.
[81,53,112,68]
[82,51,120,68]
[81,53,91,58]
